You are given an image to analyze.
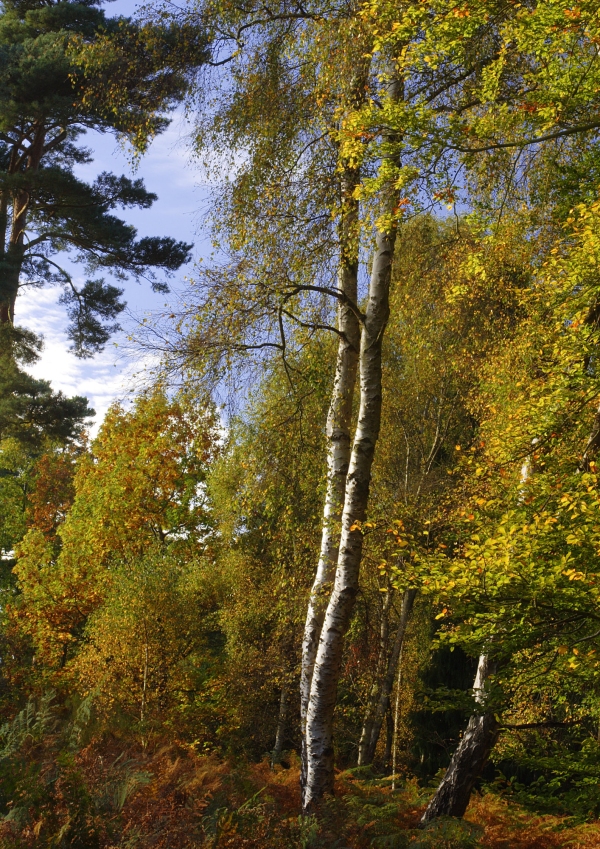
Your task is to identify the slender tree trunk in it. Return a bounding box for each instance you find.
[363,588,416,765]
[420,655,498,823]
[300,163,362,789]
[302,72,404,812]
[272,685,288,767]
[391,641,403,790]
[302,177,399,812]
[357,581,393,765]
[0,141,18,326]
[0,186,8,324]
[581,403,600,470]
[383,706,394,771]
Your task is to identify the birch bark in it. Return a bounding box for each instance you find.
[420,654,499,822]
[299,163,362,789]
[421,444,535,820]
[301,71,404,812]
[391,641,403,790]
[303,176,399,813]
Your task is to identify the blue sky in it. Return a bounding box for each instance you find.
[20,0,210,434]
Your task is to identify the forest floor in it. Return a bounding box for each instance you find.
[4,737,600,848]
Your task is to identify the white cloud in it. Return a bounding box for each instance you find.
[16,287,156,437]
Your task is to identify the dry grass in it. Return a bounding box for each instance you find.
[467,793,600,849]
[6,737,600,848]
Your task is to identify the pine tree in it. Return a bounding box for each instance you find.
[0,0,208,356]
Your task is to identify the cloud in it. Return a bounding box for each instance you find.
[17,287,157,437]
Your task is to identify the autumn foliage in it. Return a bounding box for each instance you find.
[7,0,600,843]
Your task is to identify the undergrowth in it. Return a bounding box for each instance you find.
[3,699,600,847]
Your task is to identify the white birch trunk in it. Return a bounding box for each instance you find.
[303,196,398,812]
[391,641,403,791]
[422,441,536,820]
[299,165,362,789]
[301,71,401,812]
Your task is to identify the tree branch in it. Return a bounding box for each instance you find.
[449,119,600,154]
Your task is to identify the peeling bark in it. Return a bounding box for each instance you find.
[420,655,499,823]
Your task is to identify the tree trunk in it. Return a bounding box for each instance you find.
[383,705,394,771]
[581,403,600,470]
[302,71,403,812]
[272,685,288,767]
[1,248,24,324]
[422,428,539,822]
[357,581,393,765]
[420,654,499,823]
[391,639,403,790]
[1,121,46,325]
[300,162,362,790]
[0,187,9,324]
[302,184,398,812]
[362,588,416,765]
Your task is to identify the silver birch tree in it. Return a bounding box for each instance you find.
[300,161,362,787]
[302,75,403,802]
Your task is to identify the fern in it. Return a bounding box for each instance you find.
[0,691,56,760]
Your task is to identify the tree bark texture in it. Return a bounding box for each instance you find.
[422,432,539,822]
[359,588,417,766]
[299,164,361,790]
[302,198,397,812]
[420,654,499,823]
[300,68,403,811]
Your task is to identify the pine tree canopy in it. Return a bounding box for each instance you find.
[0,0,208,356]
